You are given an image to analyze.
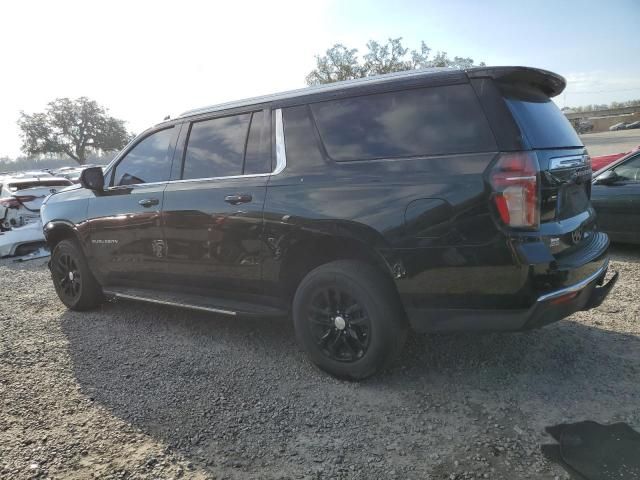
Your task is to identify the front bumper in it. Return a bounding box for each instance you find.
[406,259,618,333]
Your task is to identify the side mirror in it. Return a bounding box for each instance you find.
[594,169,619,186]
[80,167,105,191]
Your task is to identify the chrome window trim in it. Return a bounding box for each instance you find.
[274,108,287,175]
[101,108,287,189]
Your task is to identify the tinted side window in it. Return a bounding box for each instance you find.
[112,128,174,186]
[243,111,270,175]
[182,113,250,180]
[500,83,582,149]
[283,105,325,171]
[310,84,496,161]
[613,154,640,182]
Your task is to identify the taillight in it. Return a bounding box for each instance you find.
[0,197,21,208]
[0,195,38,209]
[14,195,38,203]
[489,152,540,229]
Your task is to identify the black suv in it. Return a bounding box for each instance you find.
[41,66,617,379]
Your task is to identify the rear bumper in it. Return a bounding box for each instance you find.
[0,221,45,257]
[406,258,618,333]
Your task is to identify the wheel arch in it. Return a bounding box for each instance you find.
[43,220,85,253]
[277,229,401,303]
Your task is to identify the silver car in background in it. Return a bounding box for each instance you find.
[0,176,73,257]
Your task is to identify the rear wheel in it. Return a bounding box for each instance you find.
[293,260,407,380]
[51,239,103,310]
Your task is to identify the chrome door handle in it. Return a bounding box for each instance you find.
[224,194,252,205]
[138,198,159,208]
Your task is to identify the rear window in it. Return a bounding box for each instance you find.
[182,113,250,179]
[243,110,271,175]
[310,84,496,161]
[8,180,72,192]
[500,84,582,149]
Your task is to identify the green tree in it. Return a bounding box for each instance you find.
[18,97,132,165]
[307,37,485,86]
[305,44,365,85]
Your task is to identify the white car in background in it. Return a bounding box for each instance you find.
[54,165,104,184]
[0,176,73,257]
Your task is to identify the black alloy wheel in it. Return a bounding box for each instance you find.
[293,260,407,380]
[53,252,82,304]
[50,239,103,310]
[308,287,371,362]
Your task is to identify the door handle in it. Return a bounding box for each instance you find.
[224,194,252,205]
[138,198,160,208]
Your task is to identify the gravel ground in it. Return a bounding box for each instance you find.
[1,246,639,480]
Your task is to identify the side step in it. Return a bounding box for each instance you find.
[103,287,287,318]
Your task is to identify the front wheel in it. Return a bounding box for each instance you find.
[293,260,407,380]
[51,239,103,310]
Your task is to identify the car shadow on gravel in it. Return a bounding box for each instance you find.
[60,295,640,477]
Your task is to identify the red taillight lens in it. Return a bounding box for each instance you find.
[0,197,20,208]
[14,195,38,203]
[489,152,540,229]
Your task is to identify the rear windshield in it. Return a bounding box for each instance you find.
[8,180,72,192]
[500,83,582,149]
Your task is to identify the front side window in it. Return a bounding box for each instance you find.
[613,154,640,182]
[182,113,251,180]
[112,128,174,186]
[310,84,496,161]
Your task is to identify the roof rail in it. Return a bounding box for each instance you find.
[176,66,565,120]
[178,67,453,119]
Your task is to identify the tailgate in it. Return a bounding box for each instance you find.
[497,80,598,256]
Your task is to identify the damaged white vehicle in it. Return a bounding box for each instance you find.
[0,176,73,257]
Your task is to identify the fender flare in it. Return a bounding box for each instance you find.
[43,220,86,254]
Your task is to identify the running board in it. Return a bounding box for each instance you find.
[103,287,287,318]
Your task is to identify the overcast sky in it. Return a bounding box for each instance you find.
[1,0,639,158]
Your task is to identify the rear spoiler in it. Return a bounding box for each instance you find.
[465,66,566,98]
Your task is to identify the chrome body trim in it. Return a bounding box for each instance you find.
[274,108,287,174]
[105,291,237,316]
[549,155,586,171]
[536,259,608,303]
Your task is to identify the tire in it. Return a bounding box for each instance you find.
[50,239,103,311]
[293,260,407,380]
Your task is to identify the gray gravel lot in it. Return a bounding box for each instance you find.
[1,246,639,479]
